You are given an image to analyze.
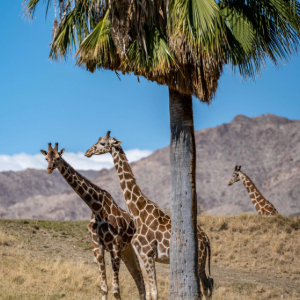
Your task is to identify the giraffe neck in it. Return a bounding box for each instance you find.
[111,147,144,217]
[57,158,108,215]
[240,172,266,213]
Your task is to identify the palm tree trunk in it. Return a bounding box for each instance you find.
[168,87,201,300]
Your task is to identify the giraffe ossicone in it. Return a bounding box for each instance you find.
[41,143,146,300]
[228,165,280,217]
[85,132,213,300]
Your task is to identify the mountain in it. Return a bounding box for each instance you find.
[1,114,299,220]
[0,169,97,220]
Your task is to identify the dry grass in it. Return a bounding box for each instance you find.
[0,215,299,299]
[0,220,144,300]
[0,229,16,246]
[198,214,300,275]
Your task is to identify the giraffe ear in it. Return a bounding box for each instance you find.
[113,140,122,146]
[238,166,241,171]
[40,150,48,156]
[59,148,65,156]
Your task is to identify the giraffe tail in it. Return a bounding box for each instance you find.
[207,239,211,277]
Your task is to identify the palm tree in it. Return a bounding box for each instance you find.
[25,0,300,298]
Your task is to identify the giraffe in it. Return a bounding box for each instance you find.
[40,143,146,300]
[85,132,213,300]
[228,165,280,216]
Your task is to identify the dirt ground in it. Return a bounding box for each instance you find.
[0,215,299,299]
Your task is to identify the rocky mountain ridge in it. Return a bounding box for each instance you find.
[1,114,299,220]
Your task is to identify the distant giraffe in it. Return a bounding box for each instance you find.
[228,165,280,216]
[85,132,213,300]
[41,143,146,300]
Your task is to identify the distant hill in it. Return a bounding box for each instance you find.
[1,114,300,220]
[0,169,97,220]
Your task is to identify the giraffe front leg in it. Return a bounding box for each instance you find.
[89,218,108,299]
[92,241,108,300]
[110,246,122,300]
[134,248,157,300]
[142,256,157,300]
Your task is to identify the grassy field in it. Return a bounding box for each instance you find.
[0,214,299,300]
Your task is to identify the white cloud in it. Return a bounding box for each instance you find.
[0,149,152,172]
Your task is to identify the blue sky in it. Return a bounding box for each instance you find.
[0,2,300,170]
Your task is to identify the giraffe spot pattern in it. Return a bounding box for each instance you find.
[77,186,84,195]
[107,146,212,299]
[56,157,145,300]
[84,194,92,202]
[240,172,280,216]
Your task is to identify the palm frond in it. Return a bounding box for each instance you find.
[76,10,119,72]
[168,0,222,49]
[122,26,178,76]
[219,0,300,79]
[50,2,92,60]
[26,0,300,102]
[24,0,55,19]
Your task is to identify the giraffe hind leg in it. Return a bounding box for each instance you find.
[132,244,152,300]
[198,235,213,299]
[121,244,146,300]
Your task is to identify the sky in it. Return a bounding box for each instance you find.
[0,2,300,171]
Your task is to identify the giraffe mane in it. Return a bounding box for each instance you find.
[242,172,259,190]
[115,145,136,180]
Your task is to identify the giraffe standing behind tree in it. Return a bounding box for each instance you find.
[85,131,213,300]
[228,166,280,216]
[40,143,146,300]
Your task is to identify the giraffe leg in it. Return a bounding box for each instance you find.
[89,221,108,300]
[109,245,122,300]
[141,255,157,300]
[198,255,209,299]
[198,233,212,299]
[121,244,146,300]
[93,244,108,300]
[198,244,207,299]
[132,245,152,300]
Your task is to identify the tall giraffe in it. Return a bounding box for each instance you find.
[40,143,146,300]
[85,132,213,300]
[228,166,280,216]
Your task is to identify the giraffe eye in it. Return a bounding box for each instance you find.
[100,143,105,146]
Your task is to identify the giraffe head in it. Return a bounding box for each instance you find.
[40,143,65,174]
[85,131,122,157]
[228,165,242,186]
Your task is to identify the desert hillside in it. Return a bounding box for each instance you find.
[0,215,299,299]
[1,114,300,220]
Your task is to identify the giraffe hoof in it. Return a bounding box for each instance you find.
[101,284,108,294]
[112,287,120,299]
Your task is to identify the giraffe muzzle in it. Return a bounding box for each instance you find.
[84,150,92,157]
[47,168,54,174]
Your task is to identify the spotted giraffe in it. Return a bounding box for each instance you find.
[41,143,146,300]
[228,165,280,216]
[85,132,213,300]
